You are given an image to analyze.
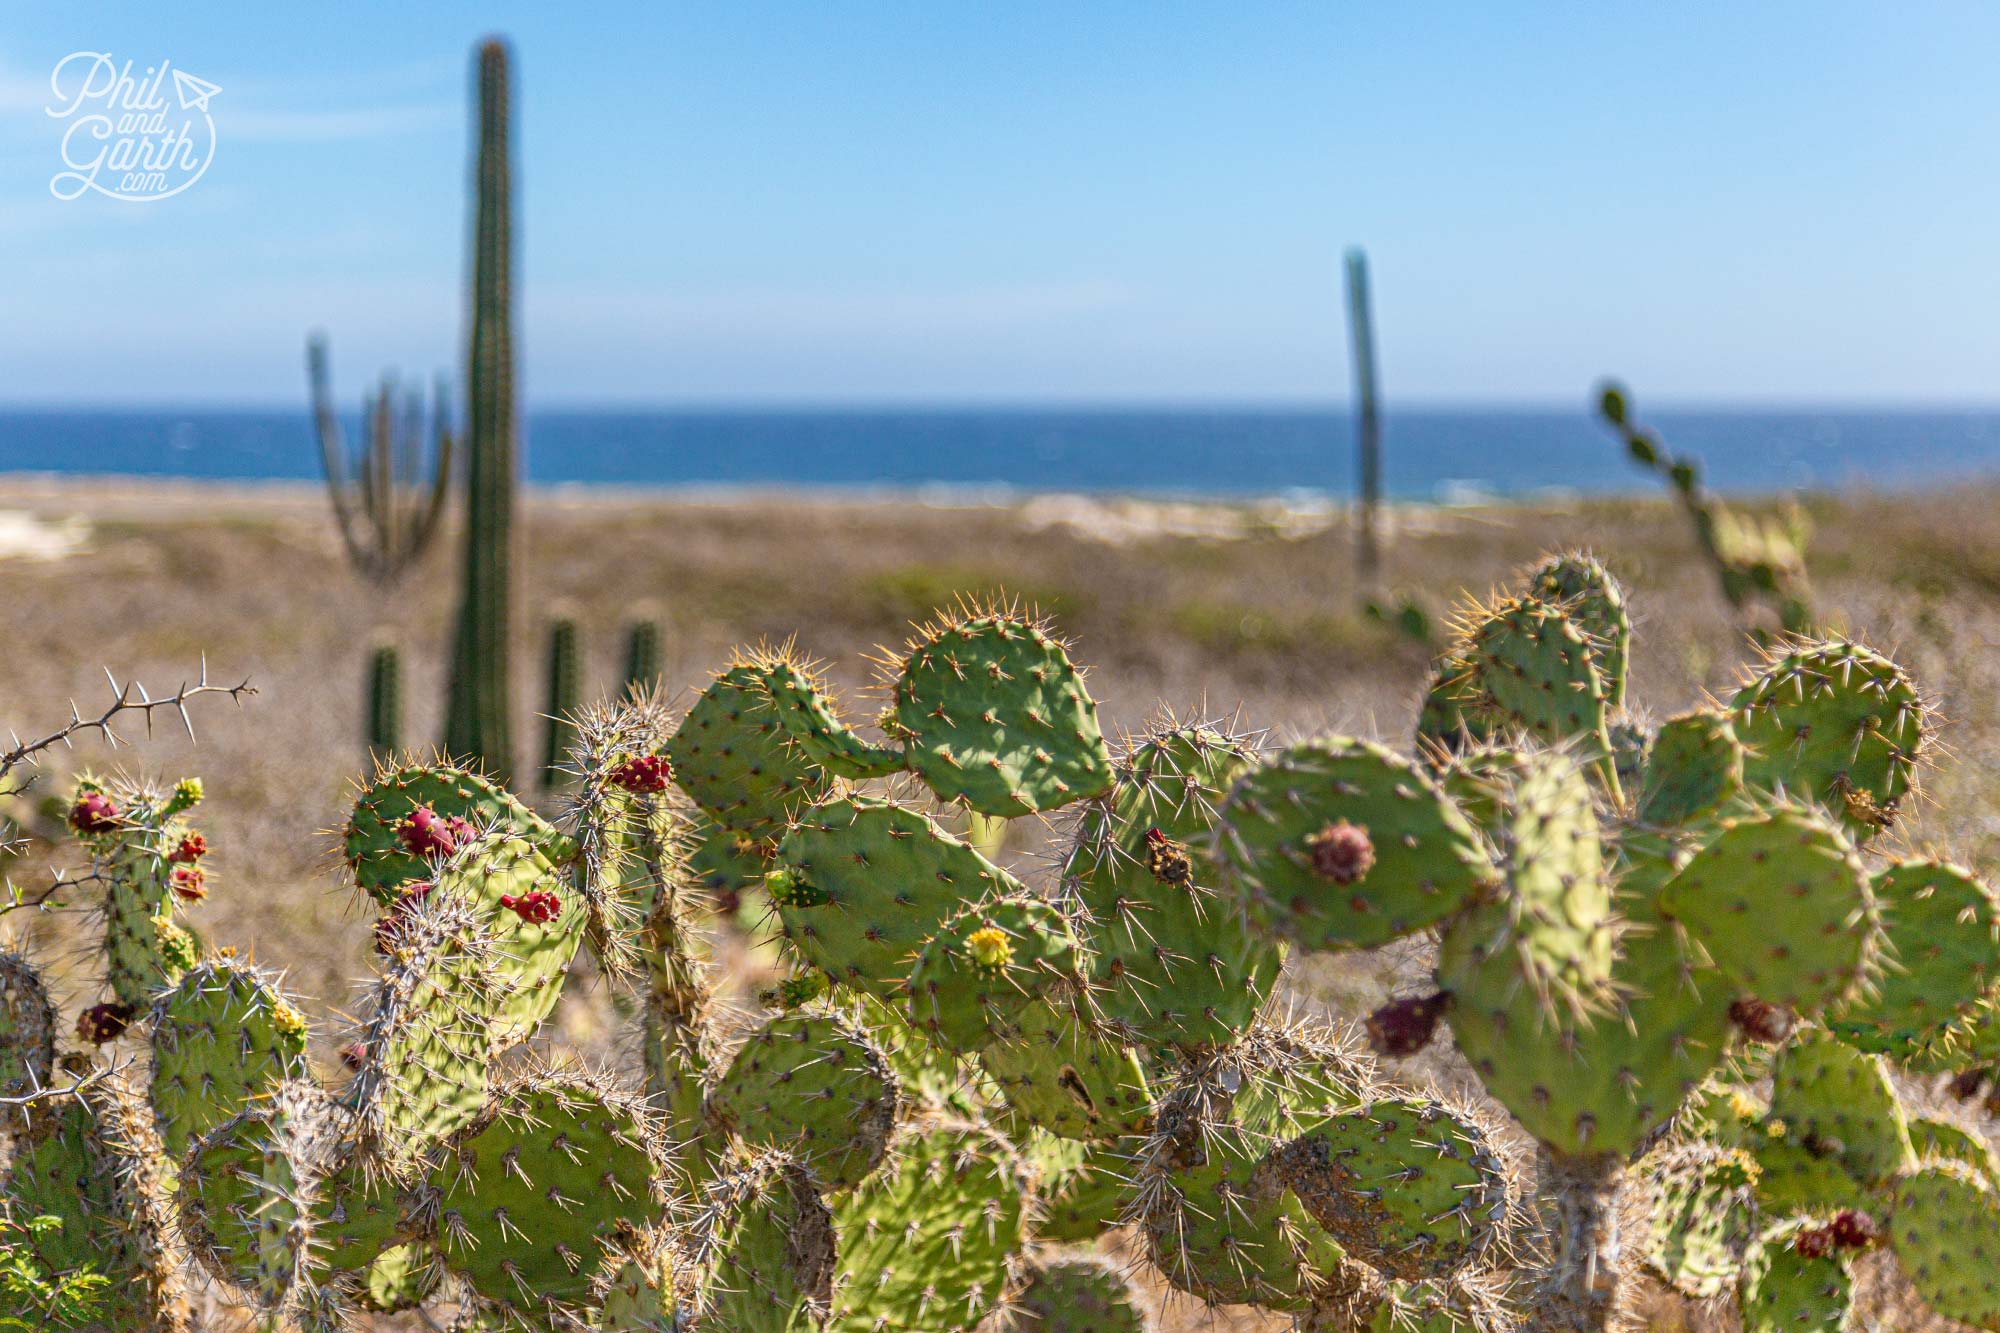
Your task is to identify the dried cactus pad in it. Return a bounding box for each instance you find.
[1064,721,1279,1053]
[885,611,1114,816]
[979,999,1154,1143]
[826,1118,1029,1332]
[1829,860,2000,1059]
[0,949,56,1139]
[683,1153,836,1333]
[1213,736,1498,952]
[1728,639,1928,840]
[769,795,1024,1002]
[1658,804,1876,1014]
[1768,1026,1913,1188]
[1637,710,1745,827]
[1011,1252,1148,1333]
[149,956,311,1160]
[343,761,573,903]
[905,894,1091,1053]
[1889,1159,2000,1329]
[431,1066,666,1321]
[1739,1222,1855,1333]
[1266,1095,1509,1282]
[705,1008,900,1191]
[667,664,834,842]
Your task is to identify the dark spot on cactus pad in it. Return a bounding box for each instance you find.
[1305,820,1375,884]
[498,889,562,924]
[68,790,120,833]
[1727,996,1796,1044]
[608,753,674,794]
[1142,827,1194,886]
[76,1001,136,1044]
[1365,991,1451,1057]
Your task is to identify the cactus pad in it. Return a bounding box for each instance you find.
[666,665,834,842]
[358,1242,439,1313]
[1528,551,1632,709]
[1064,720,1279,1053]
[1739,1222,1855,1333]
[1888,1159,2000,1329]
[1728,639,1928,839]
[1637,710,1745,827]
[705,1008,900,1191]
[1768,1026,1913,1188]
[1011,1252,1147,1333]
[749,653,902,780]
[905,895,1091,1052]
[1024,1134,1133,1244]
[1212,737,1498,952]
[883,610,1114,816]
[0,948,56,1140]
[826,1117,1029,1332]
[682,1152,836,1332]
[1830,859,2000,1059]
[1658,804,1876,1013]
[343,761,573,903]
[1639,1144,1759,1299]
[979,999,1154,1142]
[147,955,311,1160]
[768,794,1023,1002]
[1457,596,1620,794]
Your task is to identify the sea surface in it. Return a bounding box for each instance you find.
[5,406,2000,501]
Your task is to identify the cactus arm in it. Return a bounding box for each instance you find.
[306,333,379,581]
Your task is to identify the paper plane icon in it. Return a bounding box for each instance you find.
[172,68,221,112]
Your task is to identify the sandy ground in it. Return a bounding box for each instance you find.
[5,475,2000,1331]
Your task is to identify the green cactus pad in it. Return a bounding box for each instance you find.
[147,955,311,1160]
[318,1161,411,1277]
[1527,551,1632,710]
[431,1063,667,1322]
[768,794,1024,1002]
[1739,1222,1855,1333]
[825,1117,1029,1332]
[687,822,771,905]
[1432,743,1533,838]
[348,893,502,1177]
[1830,859,2000,1059]
[1441,887,1731,1159]
[1728,639,1929,839]
[883,610,1114,816]
[749,653,903,780]
[705,1008,900,1191]
[343,760,574,904]
[1458,596,1621,796]
[905,894,1091,1053]
[1888,1159,2000,1329]
[978,999,1154,1142]
[1910,1113,2000,1184]
[359,1242,440,1313]
[1023,1133,1133,1244]
[1136,1023,1378,1310]
[1414,654,1495,757]
[177,1080,338,1319]
[1268,1094,1509,1282]
[1639,1144,1760,1299]
[1768,1026,1913,1187]
[0,948,56,1140]
[1213,736,1499,953]
[1063,720,1279,1053]
[682,1152,836,1332]
[70,775,203,1012]
[667,664,835,842]
[1658,804,1876,1013]
[594,1228,692,1333]
[438,832,586,1045]
[1747,1119,1874,1217]
[1011,1252,1147,1332]
[1637,710,1745,827]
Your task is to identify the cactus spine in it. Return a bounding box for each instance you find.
[442,37,518,785]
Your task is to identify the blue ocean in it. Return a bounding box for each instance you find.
[5,406,1999,501]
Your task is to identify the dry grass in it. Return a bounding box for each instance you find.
[4,476,1999,1331]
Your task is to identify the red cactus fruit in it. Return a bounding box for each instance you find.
[1827,1210,1878,1250]
[76,1001,136,1044]
[68,791,120,834]
[1792,1225,1835,1260]
[499,889,562,924]
[609,753,674,794]
[1728,997,1796,1045]
[167,832,209,864]
[170,865,208,902]
[1305,820,1375,884]
[339,1042,369,1071]
[1142,828,1194,886]
[396,806,475,860]
[1366,991,1451,1057]
[372,881,435,954]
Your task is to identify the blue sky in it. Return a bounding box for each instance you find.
[3,4,1999,406]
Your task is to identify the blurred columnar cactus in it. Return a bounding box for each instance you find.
[11,567,2000,1333]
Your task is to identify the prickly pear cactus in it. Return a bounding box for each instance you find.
[1010,1251,1149,1332]
[1739,1221,1855,1333]
[1727,638,1929,839]
[666,664,834,843]
[1062,718,1280,1053]
[147,954,311,1159]
[0,947,56,1139]
[705,1007,900,1190]
[1639,1144,1759,1299]
[745,650,902,780]
[1829,859,2000,1058]
[905,894,1091,1053]
[1455,596,1621,795]
[1022,1134,1132,1244]
[979,999,1154,1142]
[342,760,574,903]
[358,1242,440,1314]
[1657,803,1877,1014]
[1635,709,1744,827]
[1767,1027,1913,1190]
[1213,736,1498,952]
[767,794,1024,1002]
[1528,552,1631,710]
[825,1116,1030,1332]
[680,1152,835,1333]
[1888,1158,2000,1328]
[880,607,1114,816]
[67,774,208,1019]
[429,1063,667,1323]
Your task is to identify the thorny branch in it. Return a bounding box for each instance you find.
[0,658,256,786]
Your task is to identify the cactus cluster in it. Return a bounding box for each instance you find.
[11,568,2000,1333]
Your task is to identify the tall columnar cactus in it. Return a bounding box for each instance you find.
[364,642,401,754]
[1346,246,1383,580]
[442,37,518,785]
[539,616,581,790]
[623,617,664,693]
